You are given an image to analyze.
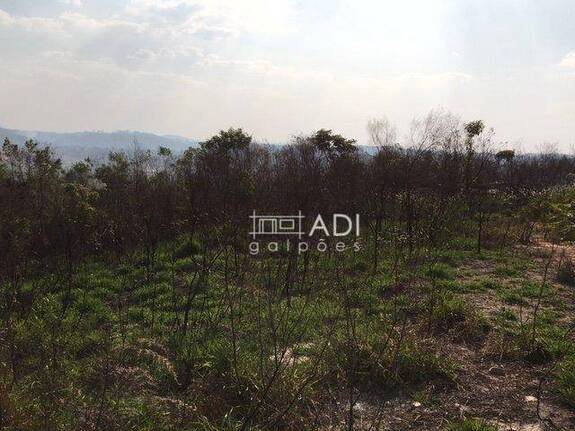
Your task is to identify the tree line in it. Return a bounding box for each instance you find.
[1,111,573,286]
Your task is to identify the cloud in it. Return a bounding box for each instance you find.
[0,9,151,40]
[126,0,296,35]
[61,0,83,7]
[0,9,185,70]
[0,9,13,26]
[0,9,66,34]
[59,12,147,33]
[559,52,575,69]
[2,1,575,150]
[378,72,473,89]
[0,2,298,78]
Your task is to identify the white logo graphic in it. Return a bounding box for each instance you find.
[249,211,361,255]
[250,211,305,239]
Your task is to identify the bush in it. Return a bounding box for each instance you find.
[174,236,201,259]
[557,258,575,286]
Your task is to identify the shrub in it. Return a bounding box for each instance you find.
[174,236,201,259]
[557,258,575,286]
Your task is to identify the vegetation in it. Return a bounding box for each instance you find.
[445,419,499,431]
[1,113,575,430]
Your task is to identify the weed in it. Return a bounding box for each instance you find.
[445,418,498,431]
[430,292,469,333]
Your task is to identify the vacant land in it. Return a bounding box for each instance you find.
[1,125,575,430]
[2,231,574,431]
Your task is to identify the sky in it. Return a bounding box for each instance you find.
[0,0,574,150]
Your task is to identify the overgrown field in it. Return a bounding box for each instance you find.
[2,123,575,430]
[2,229,575,430]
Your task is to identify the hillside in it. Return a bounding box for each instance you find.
[0,127,199,164]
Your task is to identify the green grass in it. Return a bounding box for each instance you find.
[479,279,503,290]
[519,281,548,299]
[392,340,459,386]
[557,356,575,408]
[3,231,574,431]
[430,292,469,332]
[445,419,498,431]
[497,289,528,306]
[495,308,518,322]
[425,263,455,280]
[494,264,520,277]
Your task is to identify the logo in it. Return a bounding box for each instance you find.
[249,211,361,255]
[250,212,306,239]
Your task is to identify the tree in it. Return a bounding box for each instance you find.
[310,129,357,158]
[201,128,252,153]
[367,117,397,150]
[496,149,515,164]
[463,120,485,198]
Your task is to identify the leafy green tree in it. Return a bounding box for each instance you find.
[310,128,357,157]
[201,128,252,153]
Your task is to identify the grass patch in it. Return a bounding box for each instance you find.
[437,279,487,294]
[479,279,503,290]
[494,264,520,277]
[394,341,459,386]
[497,289,528,306]
[495,308,517,322]
[520,281,548,299]
[445,418,498,431]
[425,263,455,280]
[430,292,469,332]
[557,356,575,408]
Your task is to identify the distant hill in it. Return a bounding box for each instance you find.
[0,126,381,164]
[0,127,199,164]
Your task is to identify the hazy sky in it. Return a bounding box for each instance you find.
[1,0,574,150]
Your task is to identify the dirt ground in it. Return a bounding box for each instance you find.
[322,241,575,431]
